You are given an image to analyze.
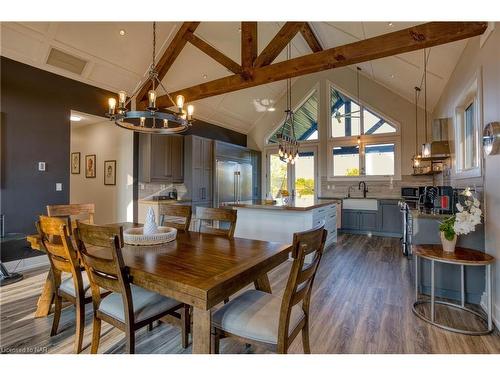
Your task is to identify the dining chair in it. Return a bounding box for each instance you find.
[36,215,103,354]
[74,221,190,354]
[158,204,192,231]
[196,206,237,238]
[211,224,327,354]
[47,203,95,234]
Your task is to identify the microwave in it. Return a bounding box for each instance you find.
[401,187,421,199]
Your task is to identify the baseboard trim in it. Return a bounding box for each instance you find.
[2,255,48,273]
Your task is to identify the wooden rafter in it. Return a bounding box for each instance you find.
[253,22,303,68]
[185,32,242,74]
[135,22,200,104]
[241,22,258,72]
[300,23,323,52]
[141,22,487,108]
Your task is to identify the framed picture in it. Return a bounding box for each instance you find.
[104,160,116,185]
[71,152,80,174]
[85,154,96,178]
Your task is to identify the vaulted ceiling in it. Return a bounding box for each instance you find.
[1,22,470,134]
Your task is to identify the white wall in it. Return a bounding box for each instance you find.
[432,23,500,324]
[70,120,134,224]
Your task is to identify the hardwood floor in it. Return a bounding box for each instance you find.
[1,234,499,354]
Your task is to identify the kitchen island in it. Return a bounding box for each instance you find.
[225,198,338,248]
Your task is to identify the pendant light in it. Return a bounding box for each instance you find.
[277,43,299,164]
[412,86,422,170]
[421,48,432,158]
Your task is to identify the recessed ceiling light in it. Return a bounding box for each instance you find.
[119,29,126,36]
[390,74,395,79]
[238,27,241,33]
[388,22,393,27]
[70,115,81,122]
[267,107,276,112]
[202,73,208,79]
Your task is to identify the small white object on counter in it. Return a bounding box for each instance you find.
[143,207,158,235]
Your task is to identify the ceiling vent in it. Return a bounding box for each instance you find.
[46,48,87,75]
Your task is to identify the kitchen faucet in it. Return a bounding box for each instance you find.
[358,181,368,198]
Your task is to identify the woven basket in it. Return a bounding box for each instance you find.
[123,226,177,246]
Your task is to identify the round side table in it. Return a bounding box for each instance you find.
[412,244,495,335]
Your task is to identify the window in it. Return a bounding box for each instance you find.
[328,84,400,180]
[365,143,395,176]
[268,91,318,144]
[454,70,482,178]
[333,146,360,176]
[330,87,396,137]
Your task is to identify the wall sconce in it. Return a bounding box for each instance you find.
[483,122,500,156]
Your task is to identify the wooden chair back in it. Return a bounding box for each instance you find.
[74,222,133,325]
[158,204,192,231]
[277,224,327,350]
[36,215,84,298]
[47,203,95,233]
[196,207,237,238]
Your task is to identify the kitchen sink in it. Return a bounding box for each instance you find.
[342,198,378,211]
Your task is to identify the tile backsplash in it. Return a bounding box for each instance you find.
[138,182,188,200]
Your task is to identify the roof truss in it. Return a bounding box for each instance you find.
[137,22,487,109]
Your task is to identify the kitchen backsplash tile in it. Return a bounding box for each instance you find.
[138,182,188,200]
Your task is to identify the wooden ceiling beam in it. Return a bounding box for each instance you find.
[253,22,304,68]
[135,22,200,104]
[300,23,323,52]
[146,22,487,107]
[185,32,242,74]
[241,22,258,72]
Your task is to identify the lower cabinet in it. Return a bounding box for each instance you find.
[341,199,403,236]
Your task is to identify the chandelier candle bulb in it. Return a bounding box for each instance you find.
[163,119,168,128]
[140,117,146,127]
[108,97,116,115]
[147,90,157,109]
[176,95,185,111]
[187,104,194,120]
[118,91,127,109]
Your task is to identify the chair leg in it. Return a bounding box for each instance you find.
[50,294,62,337]
[302,320,311,354]
[147,322,153,332]
[126,327,135,354]
[90,316,101,354]
[180,304,190,349]
[74,301,85,354]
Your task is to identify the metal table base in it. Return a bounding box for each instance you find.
[413,256,494,335]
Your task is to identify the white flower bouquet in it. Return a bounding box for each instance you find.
[439,187,482,245]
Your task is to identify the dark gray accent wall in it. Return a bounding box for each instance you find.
[0,57,246,261]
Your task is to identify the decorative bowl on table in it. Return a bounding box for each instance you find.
[123,226,177,246]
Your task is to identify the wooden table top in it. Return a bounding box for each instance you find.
[27,223,292,309]
[414,244,495,265]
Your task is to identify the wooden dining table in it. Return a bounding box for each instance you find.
[27,222,292,353]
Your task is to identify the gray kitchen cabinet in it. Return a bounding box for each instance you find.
[360,211,378,231]
[139,134,183,183]
[379,200,403,234]
[185,135,213,203]
[342,210,360,230]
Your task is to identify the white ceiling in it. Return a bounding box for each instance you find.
[1,21,469,134]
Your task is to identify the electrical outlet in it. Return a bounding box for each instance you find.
[56,183,62,191]
[38,162,46,171]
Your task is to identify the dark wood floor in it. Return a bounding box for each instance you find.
[1,234,499,354]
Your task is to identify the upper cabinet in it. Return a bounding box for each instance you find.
[184,135,214,203]
[139,134,184,183]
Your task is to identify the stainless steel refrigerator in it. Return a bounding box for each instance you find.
[215,160,253,206]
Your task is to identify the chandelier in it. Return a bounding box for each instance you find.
[333,66,362,123]
[106,22,194,134]
[277,44,299,165]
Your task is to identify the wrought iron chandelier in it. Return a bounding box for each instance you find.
[277,44,299,165]
[106,22,194,134]
[333,66,362,123]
